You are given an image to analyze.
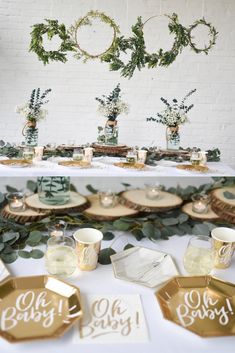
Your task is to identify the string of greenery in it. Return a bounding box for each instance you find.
[0,177,234,265]
[29,19,76,65]
[0,140,221,163]
[29,12,218,78]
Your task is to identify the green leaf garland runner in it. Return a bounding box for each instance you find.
[69,10,120,61]
[0,179,234,265]
[29,19,76,64]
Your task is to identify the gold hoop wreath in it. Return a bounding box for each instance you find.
[29,11,218,78]
[69,10,120,61]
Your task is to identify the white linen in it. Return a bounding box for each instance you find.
[0,158,234,176]
[2,233,235,353]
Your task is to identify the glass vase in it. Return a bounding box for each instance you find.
[105,120,118,145]
[37,177,70,205]
[25,126,38,147]
[166,126,180,150]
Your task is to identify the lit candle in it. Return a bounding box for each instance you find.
[145,184,162,200]
[192,201,207,214]
[192,194,210,214]
[6,193,25,212]
[99,191,116,208]
[50,230,64,237]
[34,146,44,161]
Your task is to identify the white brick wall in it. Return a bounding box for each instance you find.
[0,0,235,166]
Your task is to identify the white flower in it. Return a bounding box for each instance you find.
[97,99,129,118]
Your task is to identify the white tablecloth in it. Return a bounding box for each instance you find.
[0,157,234,177]
[2,233,235,353]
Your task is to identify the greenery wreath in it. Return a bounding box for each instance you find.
[102,13,190,79]
[188,18,218,54]
[69,10,120,61]
[29,19,76,65]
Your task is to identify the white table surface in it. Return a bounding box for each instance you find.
[2,233,235,353]
[0,157,234,177]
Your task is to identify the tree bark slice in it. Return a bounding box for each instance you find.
[25,192,90,215]
[1,205,49,224]
[84,194,138,221]
[92,143,131,156]
[119,189,183,212]
[182,202,220,221]
[210,187,235,224]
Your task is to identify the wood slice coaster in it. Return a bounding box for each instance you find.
[210,187,235,224]
[58,160,91,168]
[92,143,131,157]
[1,205,50,224]
[84,194,139,221]
[0,159,32,167]
[113,162,146,170]
[182,202,220,222]
[119,189,183,212]
[25,192,90,215]
[176,164,209,173]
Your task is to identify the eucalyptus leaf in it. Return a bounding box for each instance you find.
[223,191,235,200]
[103,232,115,241]
[0,243,5,252]
[28,230,42,243]
[192,223,210,236]
[26,180,37,192]
[18,250,31,259]
[123,243,134,250]
[0,192,5,203]
[131,229,144,241]
[30,249,44,259]
[98,247,116,265]
[113,220,131,231]
[86,184,98,194]
[5,185,18,193]
[2,232,19,243]
[1,252,18,263]
[162,218,179,226]
[142,222,155,238]
[178,213,189,224]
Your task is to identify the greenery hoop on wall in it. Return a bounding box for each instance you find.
[69,10,120,61]
[102,13,190,79]
[188,18,218,54]
[29,19,76,65]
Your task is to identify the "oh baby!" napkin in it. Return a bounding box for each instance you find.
[73,294,149,344]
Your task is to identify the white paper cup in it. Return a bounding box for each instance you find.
[73,228,103,270]
[211,227,235,268]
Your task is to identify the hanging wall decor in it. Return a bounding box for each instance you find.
[69,10,120,62]
[29,11,218,78]
[29,19,76,64]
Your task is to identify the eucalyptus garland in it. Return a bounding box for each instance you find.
[188,18,218,54]
[69,10,120,61]
[0,178,234,264]
[29,19,76,64]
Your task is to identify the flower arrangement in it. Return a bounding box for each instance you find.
[95,83,129,121]
[147,89,196,127]
[16,88,52,124]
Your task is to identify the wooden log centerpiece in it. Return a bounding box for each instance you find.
[25,192,90,215]
[211,187,235,224]
[84,194,139,221]
[119,189,183,212]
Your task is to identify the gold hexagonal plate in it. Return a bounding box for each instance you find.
[156,276,235,337]
[0,275,82,343]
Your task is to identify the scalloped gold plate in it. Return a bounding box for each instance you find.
[0,275,82,343]
[156,276,235,337]
[113,162,146,170]
[0,159,32,168]
[176,164,209,173]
